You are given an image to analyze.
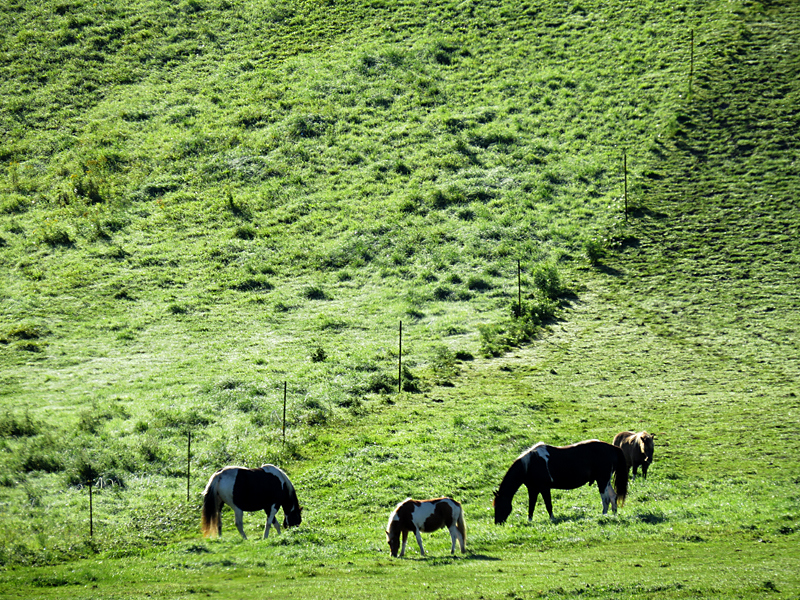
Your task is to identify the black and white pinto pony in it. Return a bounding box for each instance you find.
[386,497,466,558]
[201,464,302,539]
[493,440,628,524]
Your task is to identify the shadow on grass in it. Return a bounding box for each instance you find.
[634,511,669,525]
[414,552,501,565]
[596,264,625,277]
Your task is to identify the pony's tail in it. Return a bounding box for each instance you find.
[457,506,467,549]
[612,447,629,506]
[200,477,220,537]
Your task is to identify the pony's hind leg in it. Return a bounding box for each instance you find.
[448,525,465,554]
[413,528,426,556]
[601,480,618,514]
[234,507,248,540]
[263,506,280,539]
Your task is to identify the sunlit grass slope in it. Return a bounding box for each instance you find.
[1,0,798,597]
[0,0,703,475]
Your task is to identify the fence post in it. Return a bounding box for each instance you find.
[282,381,287,446]
[623,149,628,221]
[186,431,191,503]
[88,478,94,538]
[689,29,694,97]
[398,321,403,394]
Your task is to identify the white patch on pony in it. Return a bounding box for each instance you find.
[216,466,242,510]
[410,501,437,531]
[533,444,553,482]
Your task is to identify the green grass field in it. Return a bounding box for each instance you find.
[1,0,799,597]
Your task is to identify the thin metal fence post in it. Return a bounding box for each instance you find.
[623,150,628,221]
[88,478,93,538]
[689,29,694,97]
[186,431,191,503]
[282,381,287,446]
[398,321,403,394]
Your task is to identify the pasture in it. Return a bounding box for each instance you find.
[1,0,799,597]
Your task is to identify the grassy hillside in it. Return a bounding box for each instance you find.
[1,0,799,597]
[0,0,699,479]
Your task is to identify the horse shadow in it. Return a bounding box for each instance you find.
[409,552,501,564]
[538,511,668,526]
[633,511,668,525]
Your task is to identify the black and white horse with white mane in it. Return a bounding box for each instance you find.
[493,440,628,524]
[201,464,302,539]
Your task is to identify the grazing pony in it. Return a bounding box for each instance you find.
[493,440,628,524]
[201,464,302,539]
[613,431,656,480]
[386,497,466,558]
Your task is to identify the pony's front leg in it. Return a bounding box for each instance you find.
[541,488,555,521]
[413,528,426,556]
[399,530,409,557]
[527,486,538,521]
[234,508,248,540]
[263,506,280,539]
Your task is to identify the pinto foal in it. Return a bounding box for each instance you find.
[386,497,466,558]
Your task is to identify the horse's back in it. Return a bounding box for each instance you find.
[391,497,460,533]
[613,431,635,446]
[229,467,285,512]
[613,431,652,461]
[544,440,623,488]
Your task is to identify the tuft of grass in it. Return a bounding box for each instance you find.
[0,411,41,438]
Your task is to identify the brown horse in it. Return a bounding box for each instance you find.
[494,440,628,524]
[613,431,655,480]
